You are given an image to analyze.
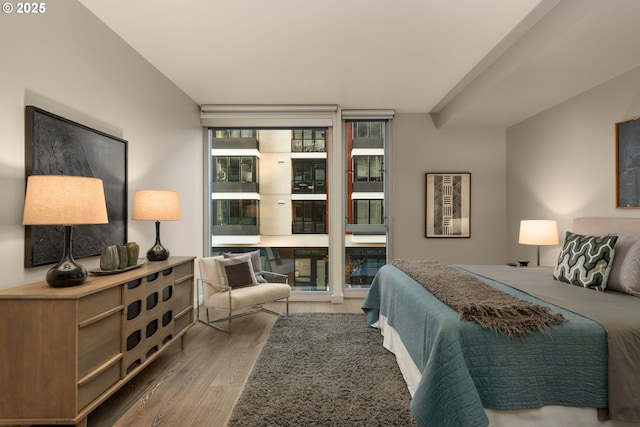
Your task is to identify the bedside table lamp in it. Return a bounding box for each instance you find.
[132,190,180,261]
[22,175,109,287]
[518,220,559,266]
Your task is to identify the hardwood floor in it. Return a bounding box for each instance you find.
[83,299,365,427]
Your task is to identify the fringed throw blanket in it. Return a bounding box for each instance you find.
[391,260,567,337]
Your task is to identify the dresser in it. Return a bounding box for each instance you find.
[0,256,195,427]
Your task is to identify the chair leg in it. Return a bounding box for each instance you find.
[198,298,290,334]
[259,297,289,317]
[198,307,233,334]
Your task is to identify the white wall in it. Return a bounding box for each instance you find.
[0,1,203,289]
[0,2,515,291]
[507,65,640,266]
[390,114,507,264]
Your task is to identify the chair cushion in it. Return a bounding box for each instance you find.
[223,249,267,283]
[208,283,291,310]
[215,254,258,288]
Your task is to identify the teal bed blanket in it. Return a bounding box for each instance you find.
[362,264,608,427]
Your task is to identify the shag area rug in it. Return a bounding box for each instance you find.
[227,313,419,427]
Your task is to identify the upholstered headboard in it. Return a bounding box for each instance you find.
[573,217,640,237]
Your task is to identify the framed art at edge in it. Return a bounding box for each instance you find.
[425,172,470,238]
[24,106,128,267]
[616,114,640,208]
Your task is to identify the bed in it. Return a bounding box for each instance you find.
[362,218,640,427]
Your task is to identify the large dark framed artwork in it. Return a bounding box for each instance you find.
[616,115,640,208]
[24,106,128,267]
[425,172,470,238]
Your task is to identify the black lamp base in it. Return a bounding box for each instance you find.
[46,259,88,287]
[146,220,170,261]
[45,225,88,288]
[147,244,170,261]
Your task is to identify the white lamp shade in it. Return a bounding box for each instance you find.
[22,175,109,225]
[518,220,559,246]
[132,190,181,221]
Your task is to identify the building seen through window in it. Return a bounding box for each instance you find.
[345,120,387,287]
[207,122,387,291]
[210,129,328,290]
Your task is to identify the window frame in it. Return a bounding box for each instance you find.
[201,105,393,300]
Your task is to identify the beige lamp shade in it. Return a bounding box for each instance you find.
[22,175,108,225]
[132,190,181,221]
[518,220,559,245]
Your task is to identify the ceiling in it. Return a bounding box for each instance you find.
[79,0,640,128]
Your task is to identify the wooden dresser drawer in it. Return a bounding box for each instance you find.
[174,306,193,335]
[78,359,120,411]
[78,286,121,323]
[173,261,193,281]
[173,275,193,313]
[78,310,122,380]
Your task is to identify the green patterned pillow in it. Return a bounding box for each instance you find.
[553,232,618,291]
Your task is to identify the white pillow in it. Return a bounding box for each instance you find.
[607,236,640,296]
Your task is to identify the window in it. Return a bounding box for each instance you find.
[293,248,328,290]
[213,199,259,236]
[345,118,390,289]
[353,199,383,225]
[345,247,386,287]
[214,156,258,183]
[354,121,382,139]
[292,160,326,193]
[202,105,393,298]
[354,155,383,182]
[215,129,257,139]
[207,125,329,291]
[292,200,327,233]
[292,129,326,152]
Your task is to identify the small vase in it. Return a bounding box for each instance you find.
[117,245,128,269]
[126,242,140,267]
[100,245,119,271]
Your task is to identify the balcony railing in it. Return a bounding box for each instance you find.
[352,181,383,192]
[212,137,259,149]
[213,182,259,192]
[292,180,326,194]
[213,224,259,236]
[352,136,383,149]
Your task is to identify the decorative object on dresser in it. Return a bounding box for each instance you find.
[132,190,181,261]
[0,256,195,427]
[22,175,109,287]
[518,219,559,266]
[425,172,470,238]
[97,242,142,273]
[100,244,120,271]
[126,241,140,265]
[24,106,127,268]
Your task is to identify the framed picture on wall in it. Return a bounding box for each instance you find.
[425,172,470,238]
[24,106,128,267]
[616,115,640,208]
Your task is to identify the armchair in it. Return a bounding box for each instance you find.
[197,254,291,333]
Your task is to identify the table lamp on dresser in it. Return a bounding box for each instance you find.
[22,175,109,287]
[132,189,181,261]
